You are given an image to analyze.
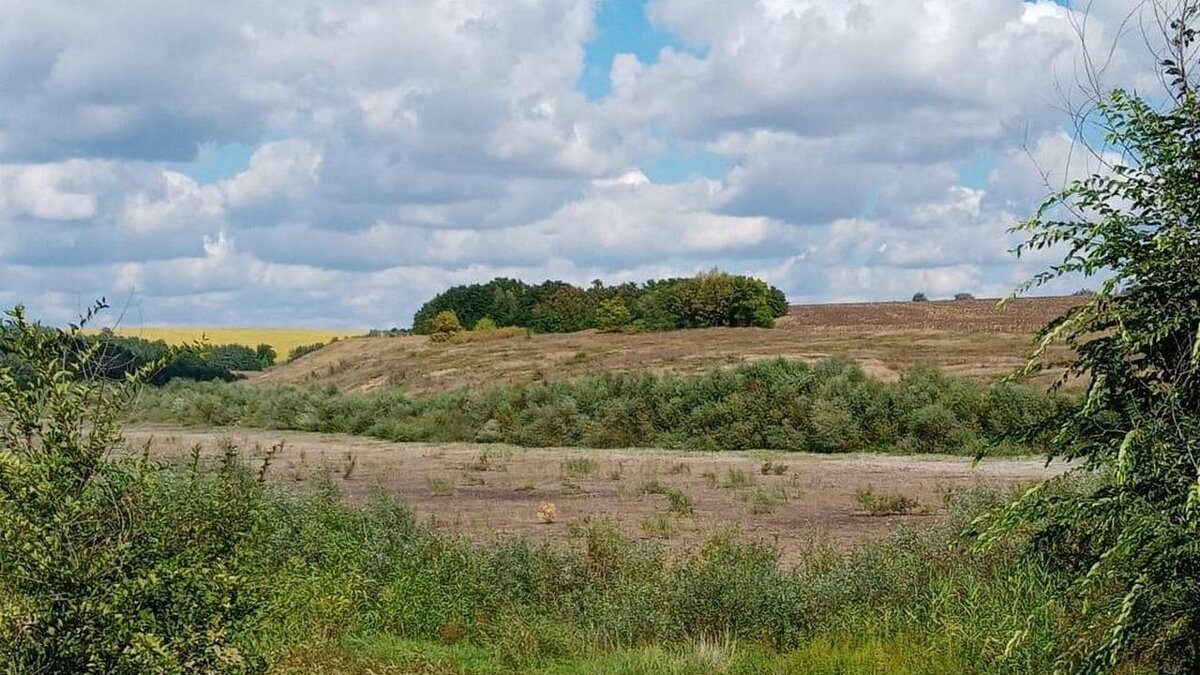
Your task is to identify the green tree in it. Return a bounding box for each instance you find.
[428,310,463,342]
[912,292,929,302]
[255,343,277,367]
[595,299,632,333]
[980,6,1200,670]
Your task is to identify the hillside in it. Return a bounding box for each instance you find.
[251,296,1081,395]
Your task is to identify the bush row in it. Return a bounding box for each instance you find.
[134,359,1074,455]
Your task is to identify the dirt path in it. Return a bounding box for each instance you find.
[125,425,1063,563]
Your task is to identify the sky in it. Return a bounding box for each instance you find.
[0,0,1158,328]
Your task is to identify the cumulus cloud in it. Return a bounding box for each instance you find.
[0,0,1164,326]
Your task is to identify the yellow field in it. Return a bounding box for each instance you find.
[95,327,358,361]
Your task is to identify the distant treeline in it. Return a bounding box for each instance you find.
[0,328,278,386]
[411,271,789,334]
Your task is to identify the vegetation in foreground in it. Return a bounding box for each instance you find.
[133,358,1073,455]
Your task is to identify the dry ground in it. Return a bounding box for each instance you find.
[252,296,1080,394]
[126,425,1062,563]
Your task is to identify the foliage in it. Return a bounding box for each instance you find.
[979,9,1200,672]
[255,343,277,367]
[595,299,632,333]
[912,293,929,302]
[134,358,1073,456]
[411,271,789,334]
[427,310,463,343]
[0,304,266,673]
[287,342,327,361]
[953,293,975,301]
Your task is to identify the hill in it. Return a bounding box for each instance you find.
[251,296,1080,395]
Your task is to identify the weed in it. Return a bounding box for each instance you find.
[342,451,358,480]
[427,476,456,497]
[639,477,669,495]
[515,482,536,492]
[607,468,623,481]
[745,486,790,514]
[666,489,695,516]
[721,468,755,489]
[561,456,598,477]
[560,480,584,496]
[701,470,719,488]
[855,486,921,516]
[641,513,678,540]
[761,460,788,476]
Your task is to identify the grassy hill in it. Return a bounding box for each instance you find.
[252,296,1080,394]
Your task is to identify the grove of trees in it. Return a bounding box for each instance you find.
[411,270,789,334]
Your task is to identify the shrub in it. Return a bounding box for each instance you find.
[953,292,975,301]
[288,342,326,361]
[427,310,464,343]
[912,292,929,302]
[473,317,498,332]
[596,299,632,333]
[255,343,277,367]
[0,304,266,673]
[666,489,695,516]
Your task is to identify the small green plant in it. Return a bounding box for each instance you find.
[855,486,920,516]
[561,456,598,477]
[639,477,668,495]
[641,513,678,540]
[427,476,456,497]
[721,468,755,489]
[746,486,789,514]
[666,489,695,516]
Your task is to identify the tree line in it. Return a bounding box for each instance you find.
[411,270,789,334]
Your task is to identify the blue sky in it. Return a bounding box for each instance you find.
[0,0,1149,327]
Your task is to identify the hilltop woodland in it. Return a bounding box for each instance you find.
[410,270,790,334]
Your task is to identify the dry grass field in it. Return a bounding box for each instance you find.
[126,425,1061,562]
[94,327,357,361]
[253,296,1080,394]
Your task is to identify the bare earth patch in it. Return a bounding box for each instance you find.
[125,425,1063,564]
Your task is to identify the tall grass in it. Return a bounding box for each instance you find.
[192,468,1071,673]
[134,358,1073,455]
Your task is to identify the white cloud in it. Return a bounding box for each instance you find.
[0,0,1165,326]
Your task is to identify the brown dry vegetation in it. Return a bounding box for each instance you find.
[252,296,1080,394]
[125,425,1062,563]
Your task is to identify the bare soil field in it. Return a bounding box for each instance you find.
[126,425,1062,563]
[252,296,1080,395]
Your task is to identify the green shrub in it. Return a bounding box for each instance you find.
[666,489,695,516]
[288,341,326,361]
[133,359,1072,457]
[0,304,266,673]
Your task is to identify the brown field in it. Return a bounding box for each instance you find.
[126,425,1063,562]
[252,296,1080,394]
